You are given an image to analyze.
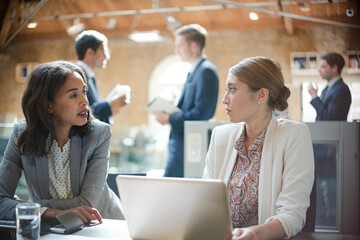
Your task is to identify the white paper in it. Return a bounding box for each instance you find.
[146,96,181,114]
[106,84,131,104]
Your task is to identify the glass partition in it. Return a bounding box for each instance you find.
[313,142,338,231]
[108,125,167,175]
[0,123,168,201]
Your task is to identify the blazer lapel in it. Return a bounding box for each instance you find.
[36,156,51,199]
[70,135,82,196]
[87,77,100,101]
[186,58,206,84]
[222,144,239,186]
[258,115,277,224]
[177,58,206,108]
[82,69,100,103]
[222,123,244,185]
[322,78,343,104]
[177,73,190,108]
[35,144,51,199]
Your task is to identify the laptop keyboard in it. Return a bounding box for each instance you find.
[0,220,16,229]
[0,219,54,235]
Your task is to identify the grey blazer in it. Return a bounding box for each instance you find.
[0,120,124,220]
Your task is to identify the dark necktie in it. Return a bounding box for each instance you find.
[320,86,328,100]
[185,72,191,83]
[90,76,98,89]
[177,72,191,108]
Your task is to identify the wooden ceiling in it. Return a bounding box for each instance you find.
[0,0,359,50]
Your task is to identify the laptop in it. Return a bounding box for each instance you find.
[116,175,232,240]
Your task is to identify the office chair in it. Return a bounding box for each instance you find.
[0,230,14,240]
[106,172,146,199]
[302,178,317,232]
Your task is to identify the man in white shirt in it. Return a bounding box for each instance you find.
[308,52,351,121]
[75,30,126,124]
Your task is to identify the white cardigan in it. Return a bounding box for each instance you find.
[203,115,314,238]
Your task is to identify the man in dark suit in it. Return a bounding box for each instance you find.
[75,30,127,124]
[155,24,219,177]
[308,52,351,121]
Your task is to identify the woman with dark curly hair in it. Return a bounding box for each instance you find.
[0,61,124,223]
[203,57,314,239]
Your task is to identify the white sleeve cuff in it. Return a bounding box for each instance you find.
[40,207,48,216]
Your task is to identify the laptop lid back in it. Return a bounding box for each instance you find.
[116,175,232,240]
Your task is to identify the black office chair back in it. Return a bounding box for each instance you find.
[106,173,146,199]
[302,178,317,232]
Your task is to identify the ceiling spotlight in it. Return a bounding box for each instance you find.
[128,30,163,43]
[107,18,117,29]
[161,13,181,31]
[300,6,311,12]
[166,15,181,31]
[27,22,38,28]
[299,2,311,12]
[67,18,85,36]
[346,8,354,17]
[249,12,259,21]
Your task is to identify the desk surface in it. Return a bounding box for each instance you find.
[39,219,360,240]
[41,219,131,240]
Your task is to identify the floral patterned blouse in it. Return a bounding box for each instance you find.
[227,126,267,228]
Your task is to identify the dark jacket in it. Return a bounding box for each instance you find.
[311,79,351,121]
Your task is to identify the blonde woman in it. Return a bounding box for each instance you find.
[203,57,314,239]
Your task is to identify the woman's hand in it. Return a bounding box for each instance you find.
[231,220,286,240]
[232,226,258,240]
[67,206,103,224]
[42,206,103,224]
[307,82,318,97]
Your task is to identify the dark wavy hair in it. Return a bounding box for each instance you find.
[18,61,93,156]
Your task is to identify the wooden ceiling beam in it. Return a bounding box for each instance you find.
[0,0,17,48]
[278,0,293,35]
[207,0,360,29]
[27,0,346,22]
[56,1,79,40]
[283,16,294,35]
[0,0,48,52]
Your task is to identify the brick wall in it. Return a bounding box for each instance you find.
[0,26,359,137]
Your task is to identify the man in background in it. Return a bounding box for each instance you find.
[75,30,127,124]
[308,52,351,121]
[155,24,219,177]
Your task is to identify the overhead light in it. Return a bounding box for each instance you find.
[67,18,85,36]
[300,6,311,12]
[27,22,38,28]
[298,2,311,12]
[128,30,163,43]
[346,8,354,17]
[165,15,181,31]
[107,18,117,29]
[249,12,259,21]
